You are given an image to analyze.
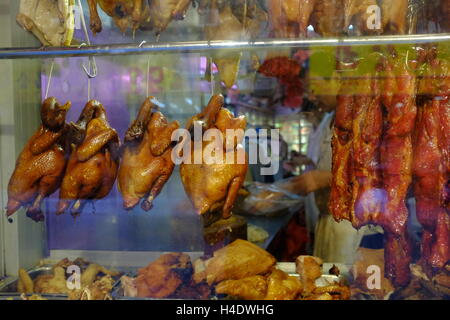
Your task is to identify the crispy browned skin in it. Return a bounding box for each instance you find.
[147,0,193,35]
[264,269,302,300]
[380,0,408,35]
[7,97,71,222]
[118,97,179,211]
[216,275,267,300]
[87,0,150,34]
[56,100,120,217]
[135,253,192,298]
[311,0,345,37]
[414,49,450,276]
[268,0,316,38]
[199,239,276,285]
[295,255,323,294]
[380,52,417,287]
[180,94,248,219]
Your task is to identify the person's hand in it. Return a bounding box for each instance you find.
[292,170,332,196]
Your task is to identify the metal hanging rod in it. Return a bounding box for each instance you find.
[0,34,449,59]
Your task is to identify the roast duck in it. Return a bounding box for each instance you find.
[329,46,450,287]
[56,100,120,217]
[180,94,248,223]
[118,97,180,211]
[88,0,193,35]
[267,0,410,38]
[7,97,71,222]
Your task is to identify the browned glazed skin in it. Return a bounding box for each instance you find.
[6,97,71,222]
[87,0,151,34]
[56,100,120,217]
[118,97,180,211]
[414,49,450,276]
[147,0,193,35]
[268,0,316,38]
[180,94,248,220]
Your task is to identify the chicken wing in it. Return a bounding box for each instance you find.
[264,269,302,300]
[7,97,71,222]
[56,100,120,217]
[180,94,248,220]
[119,97,180,211]
[194,239,276,285]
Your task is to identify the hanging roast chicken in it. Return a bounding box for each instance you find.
[87,0,151,35]
[6,97,71,222]
[180,94,248,222]
[203,0,267,89]
[118,97,180,211]
[56,100,120,217]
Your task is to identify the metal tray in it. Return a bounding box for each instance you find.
[112,262,349,300]
[0,264,122,299]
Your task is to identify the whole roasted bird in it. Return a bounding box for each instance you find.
[56,100,120,217]
[146,0,194,36]
[118,97,180,211]
[87,0,151,34]
[268,0,316,38]
[204,0,266,88]
[180,94,248,221]
[414,47,450,277]
[7,97,71,222]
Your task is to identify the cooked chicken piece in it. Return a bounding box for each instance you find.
[380,0,408,35]
[56,100,120,217]
[147,0,193,35]
[180,95,248,220]
[34,267,69,294]
[215,275,267,300]
[7,97,71,222]
[342,0,378,35]
[120,275,138,297]
[136,253,193,298]
[268,0,316,38]
[18,269,34,294]
[17,0,75,46]
[87,0,151,34]
[264,269,302,300]
[118,97,180,211]
[312,283,351,300]
[69,275,115,300]
[295,255,323,294]
[194,239,276,285]
[311,0,345,37]
[80,263,120,287]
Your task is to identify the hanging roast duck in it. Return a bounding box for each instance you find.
[180,94,248,223]
[6,97,71,222]
[56,100,120,217]
[118,97,180,211]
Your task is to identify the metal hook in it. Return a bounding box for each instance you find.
[139,40,147,48]
[82,56,98,78]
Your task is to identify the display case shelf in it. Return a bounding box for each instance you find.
[1,34,450,59]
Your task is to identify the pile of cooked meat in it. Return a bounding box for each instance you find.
[329,46,450,287]
[119,239,351,300]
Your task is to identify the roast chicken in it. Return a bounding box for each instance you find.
[87,0,151,34]
[180,94,248,221]
[17,0,75,46]
[56,100,120,217]
[7,97,71,222]
[146,0,194,35]
[204,0,266,88]
[118,97,180,211]
[268,0,316,38]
